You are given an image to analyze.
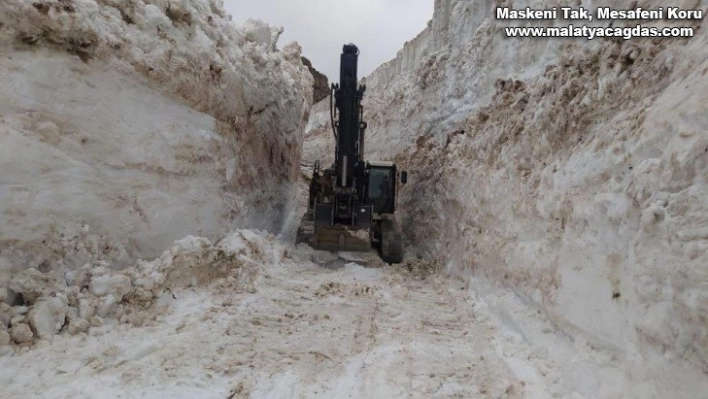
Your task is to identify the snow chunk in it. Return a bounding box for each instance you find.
[89,274,131,300]
[0,327,9,346]
[65,265,94,289]
[67,318,90,335]
[10,323,33,344]
[242,19,275,46]
[9,269,67,305]
[27,295,68,340]
[0,303,10,328]
[96,295,118,318]
[140,4,172,31]
[10,315,25,327]
[131,274,159,302]
[10,306,28,317]
[78,296,98,320]
[166,0,192,22]
[90,316,104,327]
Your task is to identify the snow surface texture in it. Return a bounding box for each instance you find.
[0,0,313,272]
[306,0,708,396]
[0,228,587,398]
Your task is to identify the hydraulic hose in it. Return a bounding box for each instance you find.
[330,85,337,141]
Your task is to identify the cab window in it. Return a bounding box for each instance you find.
[367,167,394,213]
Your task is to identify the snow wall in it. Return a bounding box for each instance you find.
[0,0,313,274]
[306,0,708,394]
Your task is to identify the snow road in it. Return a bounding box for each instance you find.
[1,233,656,399]
[0,249,520,398]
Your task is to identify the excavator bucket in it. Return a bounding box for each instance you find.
[296,204,372,252]
[312,224,371,252]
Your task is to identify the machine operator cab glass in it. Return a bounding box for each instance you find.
[366,162,397,214]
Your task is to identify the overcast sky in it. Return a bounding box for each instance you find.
[223,0,434,82]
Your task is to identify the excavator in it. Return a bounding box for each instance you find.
[296,44,407,264]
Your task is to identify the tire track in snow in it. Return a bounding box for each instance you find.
[1,247,560,398]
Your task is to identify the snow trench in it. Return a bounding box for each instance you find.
[2,0,707,397]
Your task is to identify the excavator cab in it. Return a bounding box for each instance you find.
[366,162,398,215]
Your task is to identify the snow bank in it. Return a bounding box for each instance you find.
[308,0,708,395]
[0,229,276,351]
[0,0,313,272]
[303,97,335,166]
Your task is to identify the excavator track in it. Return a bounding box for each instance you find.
[295,212,315,246]
[380,219,403,264]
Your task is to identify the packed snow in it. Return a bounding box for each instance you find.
[0,228,617,398]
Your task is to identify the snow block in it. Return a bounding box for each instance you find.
[10,323,33,344]
[96,294,118,318]
[0,303,11,328]
[78,296,98,320]
[68,318,90,335]
[27,295,68,339]
[64,265,93,289]
[89,274,132,300]
[8,269,67,305]
[0,327,9,346]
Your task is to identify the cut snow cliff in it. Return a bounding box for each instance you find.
[306,0,708,397]
[0,0,313,272]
